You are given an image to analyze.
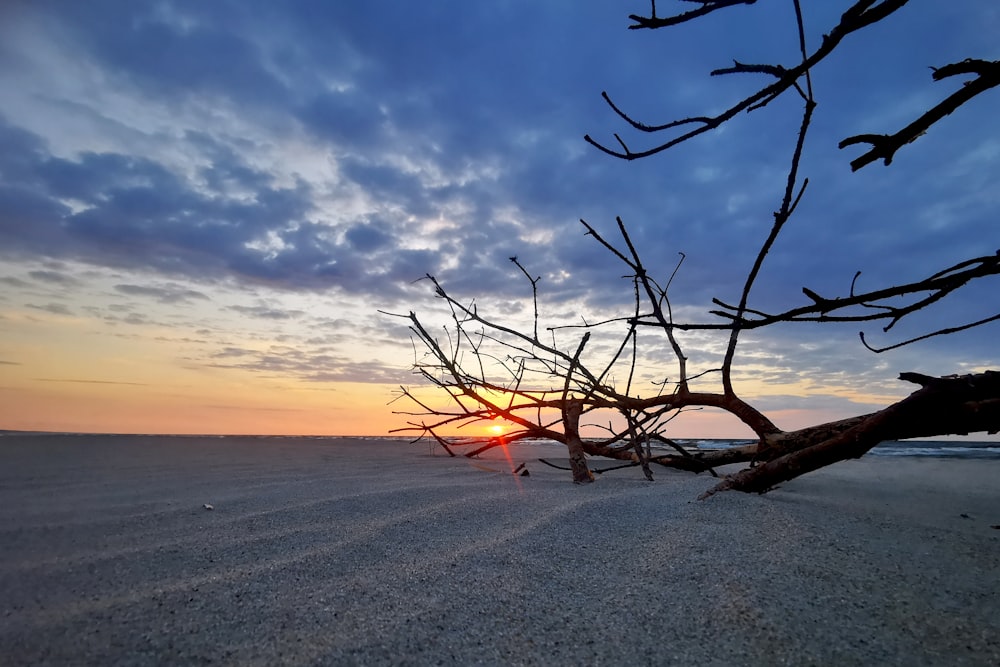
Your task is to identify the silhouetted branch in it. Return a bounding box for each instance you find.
[393,1,999,493]
[509,256,541,342]
[628,0,759,30]
[840,59,1000,170]
[861,312,1000,353]
[586,0,909,161]
[689,252,1000,342]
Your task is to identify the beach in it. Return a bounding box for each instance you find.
[1,434,998,666]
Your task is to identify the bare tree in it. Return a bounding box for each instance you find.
[387,0,1000,496]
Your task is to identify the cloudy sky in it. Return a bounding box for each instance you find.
[0,1,997,437]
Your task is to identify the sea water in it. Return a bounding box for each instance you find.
[681,438,1000,460]
[3,432,997,460]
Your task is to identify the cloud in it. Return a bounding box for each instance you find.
[28,270,79,286]
[114,283,210,305]
[344,221,393,253]
[0,1,996,412]
[34,378,148,386]
[48,1,288,107]
[207,344,408,385]
[25,303,73,316]
[0,276,31,288]
[227,304,305,320]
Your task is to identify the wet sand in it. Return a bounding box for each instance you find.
[1,434,998,665]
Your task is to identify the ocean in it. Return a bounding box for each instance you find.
[1,432,998,461]
[364,435,1000,460]
[682,438,1000,460]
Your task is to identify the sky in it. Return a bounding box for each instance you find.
[0,1,997,438]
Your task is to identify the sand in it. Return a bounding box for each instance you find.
[1,434,998,666]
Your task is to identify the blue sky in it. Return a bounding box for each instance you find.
[0,1,997,436]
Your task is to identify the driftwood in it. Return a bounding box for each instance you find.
[702,371,1000,498]
[564,399,594,484]
[387,1,999,495]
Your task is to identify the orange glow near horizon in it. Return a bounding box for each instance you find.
[0,377,399,436]
[5,302,994,440]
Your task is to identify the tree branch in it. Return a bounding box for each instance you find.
[628,0,759,30]
[586,0,910,161]
[840,59,1000,170]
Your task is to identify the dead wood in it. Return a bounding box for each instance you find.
[702,371,1000,498]
[565,399,594,484]
[387,2,999,496]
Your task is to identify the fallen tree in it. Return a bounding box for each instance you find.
[387,1,1000,494]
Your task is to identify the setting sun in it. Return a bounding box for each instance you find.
[488,424,505,435]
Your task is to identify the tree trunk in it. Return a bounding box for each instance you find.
[564,399,595,484]
[702,371,1000,498]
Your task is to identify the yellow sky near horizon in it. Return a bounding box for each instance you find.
[0,318,389,435]
[0,286,400,435]
[0,309,778,438]
[0,379,392,435]
[2,264,997,440]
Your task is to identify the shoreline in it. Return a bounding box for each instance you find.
[2,435,998,665]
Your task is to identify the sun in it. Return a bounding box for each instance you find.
[488,423,505,435]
